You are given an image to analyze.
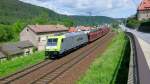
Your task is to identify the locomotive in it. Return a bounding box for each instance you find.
[45,27,110,59]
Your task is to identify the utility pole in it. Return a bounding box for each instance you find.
[87,11,95,26]
[88,11,92,16]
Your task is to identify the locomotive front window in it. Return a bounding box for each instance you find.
[47,38,58,46]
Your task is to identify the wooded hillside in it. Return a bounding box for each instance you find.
[0,0,117,42]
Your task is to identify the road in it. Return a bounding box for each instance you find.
[120,25,150,44]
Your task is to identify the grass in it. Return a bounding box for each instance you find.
[0,51,45,77]
[77,32,129,84]
[114,39,130,84]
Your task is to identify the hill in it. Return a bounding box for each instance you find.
[0,0,71,25]
[71,16,117,26]
[0,0,117,42]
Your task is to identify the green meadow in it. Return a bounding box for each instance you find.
[0,51,45,77]
[78,32,130,84]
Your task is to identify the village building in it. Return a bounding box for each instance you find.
[0,52,6,60]
[68,27,78,32]
[0,41,34,60]
[137,0,150,21]
[20,25,68,51]
[68,26,95,33]
[15,41,34,55]
[77,26,93,31]
[0,44,24,59]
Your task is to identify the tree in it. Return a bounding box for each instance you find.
[11,21,26,41]
[61,18,74,27]
[12,21,25,33]
[0,24,13,42]
[32,12,49,24]
[126,17,141,29]
[111,22,119,29]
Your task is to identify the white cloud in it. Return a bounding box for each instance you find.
[19,0,141,18]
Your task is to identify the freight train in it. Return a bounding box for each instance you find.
[45,27,110,59]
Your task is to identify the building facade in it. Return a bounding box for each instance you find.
[137,0,150,21]
[0,41,34,60]
[0,52,6,61]
[16,41,34,55]
[20,25,68,51]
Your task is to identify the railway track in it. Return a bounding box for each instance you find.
[0,60,54,83]
[0,32,113,84]
[126,32,150,84]
[32,33,113,84]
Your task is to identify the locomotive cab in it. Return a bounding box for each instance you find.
[45,36,64,59]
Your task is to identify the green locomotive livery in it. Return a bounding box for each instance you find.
[45,32,88,59]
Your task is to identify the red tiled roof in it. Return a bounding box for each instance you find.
[68,27,78,32]
[79,26,92,31]
[138,0,150,11]
[28,25,68,33]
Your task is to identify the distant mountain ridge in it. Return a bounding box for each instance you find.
[70,16,117,26]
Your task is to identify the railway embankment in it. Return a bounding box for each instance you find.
[0,31,137,84]
[0,32,114,84]
[78,32,131,84]
[50,32,115,84]
[0,51,45,78]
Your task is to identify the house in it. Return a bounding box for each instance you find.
[68,27,78,32]
[77,26,93,31]
[15,41,34,55]
[0,44,24,59]
[137,0,150,21]
[0,52,6,61]
[20,24,68,51]
[0,41,34,60]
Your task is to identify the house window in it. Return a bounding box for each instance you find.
[25,51,30,55]
[38,37,41,42]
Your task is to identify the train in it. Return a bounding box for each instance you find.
[45,27,110,59]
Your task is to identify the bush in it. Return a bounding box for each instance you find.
[126,18,141,29]
[138,21,150,32]
[0,21,26,42]
[0,24,13,42]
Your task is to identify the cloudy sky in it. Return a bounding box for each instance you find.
[19,0,142,18]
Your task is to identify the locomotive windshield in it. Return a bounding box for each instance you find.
[47,38,58,46]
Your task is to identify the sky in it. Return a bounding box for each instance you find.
[19,0,142,18]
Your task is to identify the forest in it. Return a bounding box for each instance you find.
[0,0,116,42]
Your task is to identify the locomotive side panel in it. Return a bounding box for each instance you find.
[60,32,88,54]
